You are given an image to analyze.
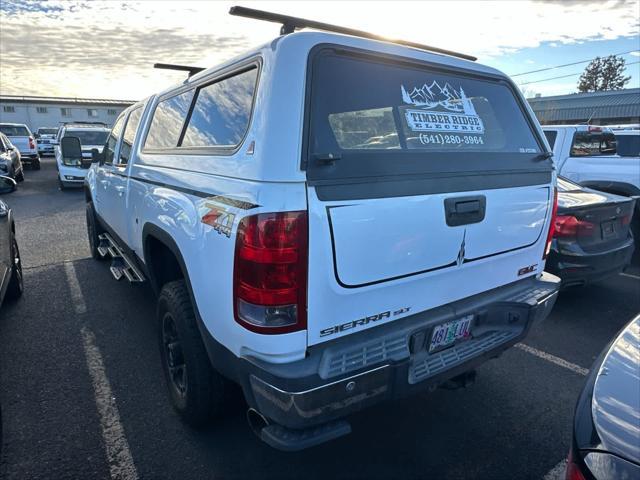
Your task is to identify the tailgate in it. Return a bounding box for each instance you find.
[303,48,553,346]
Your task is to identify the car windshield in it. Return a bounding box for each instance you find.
[614,134,640,157]
[66,130,109,146]
[0,125,30,136]
[38,128,58,135]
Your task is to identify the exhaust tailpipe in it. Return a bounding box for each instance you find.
[246,408,269,438]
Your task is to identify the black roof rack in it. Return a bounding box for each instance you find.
[229,6,476,62]
[153,63,205,77]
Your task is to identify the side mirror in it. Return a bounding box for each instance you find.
[0,176,17,194]
[92,148,105,165]
[6,145,14,151]
[61,136,83,165]
[34,133,40,139]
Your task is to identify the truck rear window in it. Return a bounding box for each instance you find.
[307,51,542,181]
[0,125,29,136]
[570,131,616,156]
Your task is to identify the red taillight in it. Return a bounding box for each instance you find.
[28,137,35,149]
[554,215,595,238]
[543,188,558,259]
[621,214,631,226]
[233,211,307,334]
[565,450,587,480]
[587,126,602,133]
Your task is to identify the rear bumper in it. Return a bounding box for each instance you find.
[19,152,39,162]
[546,237,634,287]
[38,144,54,153]
[201,273,559,436]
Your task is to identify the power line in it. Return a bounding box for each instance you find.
[518,60,640,85]
[510,50,639,77]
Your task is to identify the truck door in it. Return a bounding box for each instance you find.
[95,114,125,224]
[98,107,143,244]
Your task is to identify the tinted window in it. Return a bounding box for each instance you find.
[119,108,143,164]
[38,128,58,135]
[182,68,258,147]
[66,129,109,146]
[0,125,29,136]
[144,90,194,149]
[310,54,540,156]
[614,134,640,157]
[544,130,557,150]
[104,115,125,164]
[570,131,616,156]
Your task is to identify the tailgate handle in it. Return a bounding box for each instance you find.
[444,196,486,226]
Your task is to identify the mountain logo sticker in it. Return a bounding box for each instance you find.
[401,81,485,134]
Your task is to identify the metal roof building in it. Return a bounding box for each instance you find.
[527,88,640,126]
[0,95,135,132]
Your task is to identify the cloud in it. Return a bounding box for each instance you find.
[1,0,639,99]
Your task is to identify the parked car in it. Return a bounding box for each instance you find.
[54,123,109,189]
[0,123,40,170]
[565,314,640,480]
[34,127,59,156]
[0,176,22,305]
[76,8,560,451]
[0,133,24,182]
[545,177,635,288]
[543,125,640,201]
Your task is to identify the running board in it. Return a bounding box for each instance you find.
[97,233,145,283]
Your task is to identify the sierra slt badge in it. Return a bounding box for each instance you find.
[320,307,411,337]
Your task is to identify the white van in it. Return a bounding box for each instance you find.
[79,7,560,450]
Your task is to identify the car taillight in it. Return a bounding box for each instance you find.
[233,211,307,334]
[565,450,587,480]
[554,215,595,238]
[621,214,631,226]
[28,137,35,149]
[543,188,558,259]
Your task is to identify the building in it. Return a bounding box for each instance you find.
[527,88,640,126]
[0,95,136,131]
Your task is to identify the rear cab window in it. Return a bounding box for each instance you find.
[305,49,546,184]
[570,131,617,156]
[0,125,30,137]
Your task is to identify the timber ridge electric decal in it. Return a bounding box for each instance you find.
[401,81,485,135]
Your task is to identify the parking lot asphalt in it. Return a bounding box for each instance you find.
[0,157,638,480]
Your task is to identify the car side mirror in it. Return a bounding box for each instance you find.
[34,133,40,139]
[0,176,17,194]
[61,136,83,164]
[6,145,14,151]
[92,148,105,165]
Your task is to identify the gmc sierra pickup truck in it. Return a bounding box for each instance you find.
[76,7,560,451]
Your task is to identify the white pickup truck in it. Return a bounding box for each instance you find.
[542,125,640,201]
[75,7,560,451]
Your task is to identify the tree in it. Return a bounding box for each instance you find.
[577,55,631,93]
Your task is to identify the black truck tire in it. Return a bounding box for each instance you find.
[158,280,228,427]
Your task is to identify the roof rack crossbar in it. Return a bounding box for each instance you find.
[153,63,205,77]
[229,6,477,61]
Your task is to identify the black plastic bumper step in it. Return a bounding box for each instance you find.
[259,420,351,451]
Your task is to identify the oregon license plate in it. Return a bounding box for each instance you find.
[429,315,473,353]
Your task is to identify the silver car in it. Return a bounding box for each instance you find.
[0,133,24,182]
[0,123,40,170]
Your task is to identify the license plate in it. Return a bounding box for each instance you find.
[429,315,473,353]
[601,221,615,239]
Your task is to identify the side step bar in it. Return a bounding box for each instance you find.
[97,233,145,283]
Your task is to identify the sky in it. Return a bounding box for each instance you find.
[0,0,639,101]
